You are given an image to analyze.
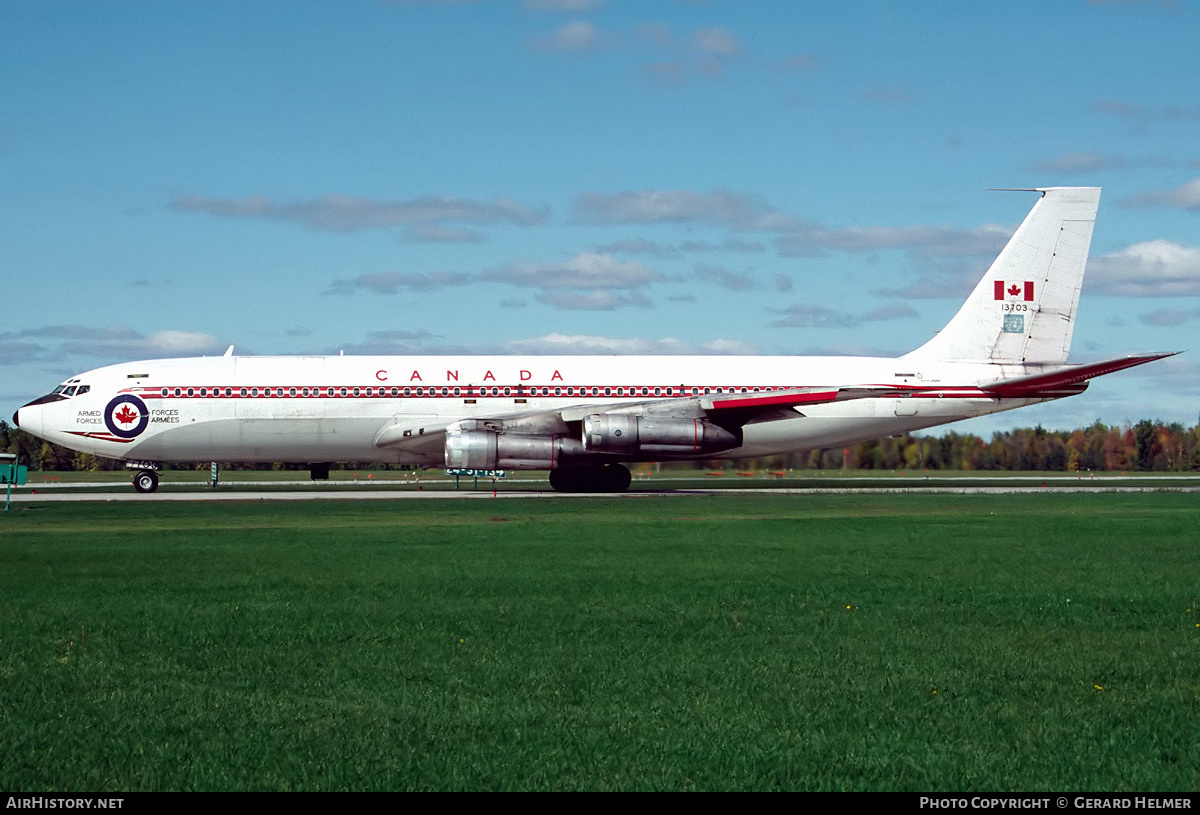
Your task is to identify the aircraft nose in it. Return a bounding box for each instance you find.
[12,402,43,439]
[13,392,66,437]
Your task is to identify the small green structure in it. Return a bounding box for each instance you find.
[1,453,28,511]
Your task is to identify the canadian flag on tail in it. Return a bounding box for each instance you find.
[994,280,1034,301]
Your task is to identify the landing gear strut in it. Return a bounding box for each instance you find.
[132,469,159,493]
[548,463,632,493]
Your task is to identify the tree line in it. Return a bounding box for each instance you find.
[2,418,1199,473]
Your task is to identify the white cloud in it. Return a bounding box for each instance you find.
[535,290,651,310]
[1125,178,1200,210]
[326,272,472,296]
[573,189,777,228]
[595,238,680,257]
[0,339,57,365]
[1088,240,1200,296]
[632,23,744,83]
[776,223,1010,258]
[171,194,549,232]
[695,264,754,291]
[1139,308,1200,326]
[1092,100,1200,133]
[335,330,467,356]
[769,302,918,329]
[140,330,227,355]
[3,325,226,362]
[69,329,224,358]
[692,26,741,59]
[574,188,1009,261]
[487,251,660,289]
[484,252,661,310]
[403,225,486,243]
[533,21,603,52]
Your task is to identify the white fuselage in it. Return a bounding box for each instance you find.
[16,188,1171,487]
[19,353,1045,467]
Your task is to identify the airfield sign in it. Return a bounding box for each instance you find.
[446,468,506,489]
[1,453,27,511]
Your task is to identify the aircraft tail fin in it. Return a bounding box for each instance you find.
[904,187,1100,365]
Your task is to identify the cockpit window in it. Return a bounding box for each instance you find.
[48,383,88,399]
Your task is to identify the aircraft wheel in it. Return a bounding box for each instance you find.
[548,463,631,493]
[133,470,159,494]
[548,468,572,492]
[600,463,632,492]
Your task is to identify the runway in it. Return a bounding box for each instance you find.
[8,474,1200,502]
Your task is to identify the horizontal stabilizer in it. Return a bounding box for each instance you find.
[981,352,1178,397]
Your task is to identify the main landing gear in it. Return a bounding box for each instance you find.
[548,463,632,493]
[132,469,159,493]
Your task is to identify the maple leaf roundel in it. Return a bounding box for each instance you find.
[104,394,150,439]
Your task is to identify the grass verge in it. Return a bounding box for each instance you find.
[1,494,1197,790]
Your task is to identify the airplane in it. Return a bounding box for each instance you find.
[12,187,1176,493]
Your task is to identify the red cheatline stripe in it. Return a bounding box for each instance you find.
[66,431,135,443]
[117,383,1029,402]
[126,384,823,399]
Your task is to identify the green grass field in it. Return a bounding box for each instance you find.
[2,494,1197,791]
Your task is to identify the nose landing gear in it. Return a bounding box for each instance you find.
[132,469,159,493]
[125,462,161,493]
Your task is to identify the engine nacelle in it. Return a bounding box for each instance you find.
[445,424,586,470]
[581,414,741,456]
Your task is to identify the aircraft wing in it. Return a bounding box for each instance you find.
[372,352,1180,465]
[372,385,898,461]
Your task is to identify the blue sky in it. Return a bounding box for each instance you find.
[3,0,1198,435]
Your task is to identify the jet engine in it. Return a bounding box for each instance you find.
[444,424,586,470]
[581,414,741,456]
